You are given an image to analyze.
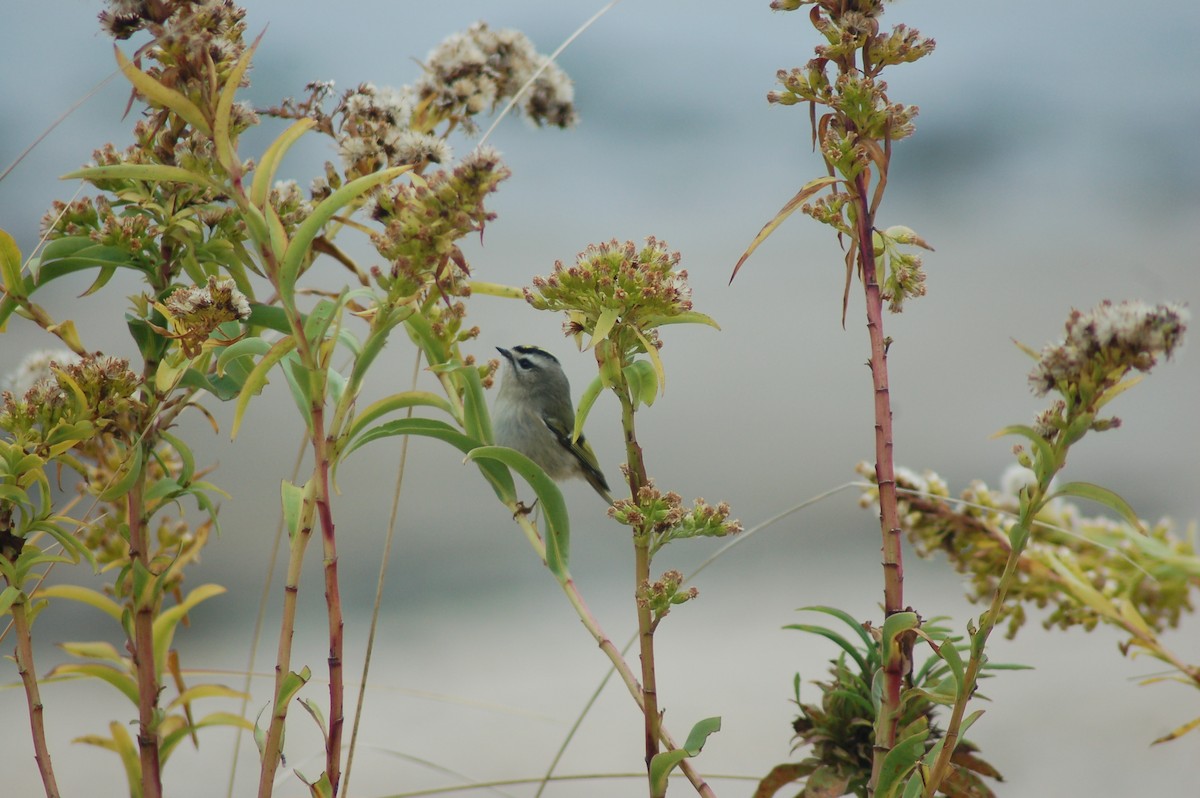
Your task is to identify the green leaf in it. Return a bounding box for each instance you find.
[466,446,570,578]
[648,717,721,795]
[1046,481,1144,533]
[97,441,144,502]
[0,585,21,615]
[881,611,919,664]
[37,584,123,622]
[784,623,869,674]
[277,665,312,708]
[591,307,619,346]
[281,165,412,299]
[625,359,659,408]
[0,228,25,299]
[633,327,666,394]
[342,392,457,448]
[59,640,125,663]
[798,606,876,649]
[251,118,317,207]
[993,424,1057,485]
[874,725,929,798]
[152,584,226,676]
[731,175,840,283]
[158,430,196,486]
[63,163,218,190]
[166,684,248,712]
[213,31,261,173]
[114,44,212,135]
[642,310,722,331]
[574,375,604,445]
[230,335,298,439]
[344,417,516,504]
[935,638,966,700]
[179,367,245,401]
[460,362,492,443]
[302,297,340,349]
[47,662,139,705]
[79,264,118,297]
[281,479,308,541]
[246,301,292,336]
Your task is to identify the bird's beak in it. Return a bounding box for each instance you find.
[496,346,513,362]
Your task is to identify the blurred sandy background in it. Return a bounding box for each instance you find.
[2,1,1198,796]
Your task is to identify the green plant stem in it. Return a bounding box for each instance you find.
[11,598,61,798]
[923,539,1023,795]
[311,408,346,794]
[510,512,715,798]
[127,439,163,798]
[257,501,316,798]
[852,171,907,795]
[613,384,665,793]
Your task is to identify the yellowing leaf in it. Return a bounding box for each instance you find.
[730,175,839,283]
[114,46,211,135]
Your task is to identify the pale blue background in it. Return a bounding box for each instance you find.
[2,2,1198,796]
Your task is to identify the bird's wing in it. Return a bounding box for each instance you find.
[541,413,612,498]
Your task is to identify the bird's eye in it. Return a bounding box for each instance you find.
[517,358,535,370]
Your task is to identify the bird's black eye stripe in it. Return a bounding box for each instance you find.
[517,358,535,369]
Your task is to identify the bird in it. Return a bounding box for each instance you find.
[493,345,613,504]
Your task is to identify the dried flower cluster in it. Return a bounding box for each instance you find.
[160,275,252,356]
[415,21,577,132]
[857,462,1199,642]
[369,147,510,304]
[1029,300,1188,398]
[324,83,450,181]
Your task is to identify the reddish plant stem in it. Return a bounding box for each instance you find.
[852,171,908,794]
[11,599,61,798]
[127,449,163,798]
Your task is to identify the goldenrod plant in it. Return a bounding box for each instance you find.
[735,2,1193,797]
[2,3,738,797]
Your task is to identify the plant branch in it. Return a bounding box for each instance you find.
[852,170,908,794]
[127,438,163,798]
[257,496,316,798]
[11,599,61,798]
[311,406,346,794]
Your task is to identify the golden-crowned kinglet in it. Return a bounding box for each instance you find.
[494,345,613,504]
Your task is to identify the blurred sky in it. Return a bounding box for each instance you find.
[2,2,1199,797]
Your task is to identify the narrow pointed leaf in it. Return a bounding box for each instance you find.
[574,375,604,444]
[731,175,839,283]
[213,31,262,173]
[230,335,297,439]
[342,392,456,447]
[993,424,1058,484]
[115,45,211,135]
[251,118,317,207]
[281,165,412,294]
[649,717,721,795]
[63,164,218,189]
[0,229,24,298]
[466,445,570,578]
[1046,481,1144,533]
[344,417,516,503]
